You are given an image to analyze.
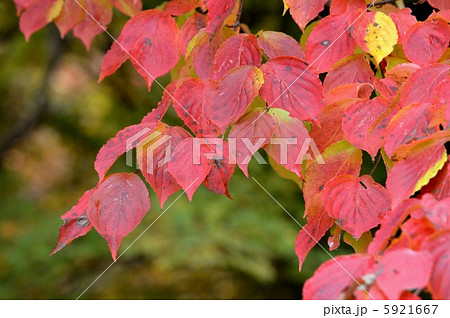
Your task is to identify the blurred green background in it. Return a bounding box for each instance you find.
[0,0,368,299]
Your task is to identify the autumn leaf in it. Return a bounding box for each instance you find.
[367,199,421,255]
[99,9,180,90]
[260,56,324,122]
[397,63,450,108]
[323,54,374,94]
[305,14,357,73]
[422,231,450,300]
[321,175,391,238]
[329,0,366,16]
[171,78,220,137]
[295,194,334,271]
[167,138,213,200]
[213,34,262,81]
[205,0,238,35]
[351,11,398,65]
[303,141,362,212]
[284,0,328,31]
[210,65,264,132]
[376,248,432,300]
[428,0,450,10]
[16,0,64,41]
[384,103,435,157]
[178,12,207,56]
[388,8,417,44]
[137,125,191,208]
[51,188,95,255]
[228,108,276,177]
[109,0,142,16]
[256,31,305,60]
[403,17,450,66]
[303,254,376,299]
[87,173,151,260]
[264,108,310,177]
[420,194,450,230]
[387,131,450,208]
[421,156,450,200]
[164,0,200,16]
[342,97,390,159]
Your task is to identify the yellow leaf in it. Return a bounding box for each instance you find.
[364,12,398,65]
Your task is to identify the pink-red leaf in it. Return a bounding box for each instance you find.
[403,17,450,66]
[99,9,180,90]
[428,0,450,10]
[305,14,357,73]
[389,8,417,44]
[210,65,264,132]
[109,0,142,16]
[303,254,376,299]
[178,12,207,56]
[51,189,95,255]
[213,34,262,81]
[164,0,200,16]
[295,194,334,271]
[323,54,374,95]
[285,0,328,31]
[137,125,191,208]
[342,97,390,159]
[322,175,391,238]
[205,0,237,35]
[257,31,305,60]
[167,138,213,200]
[377,248,432,300]
[87,173,151,260]
[329,0,366,16]
[421,156,450,200]
[228,109,276,177]
[420,194,450,230]
[260,56,324,122]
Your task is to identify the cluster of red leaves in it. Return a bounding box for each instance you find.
[14,0,450,299]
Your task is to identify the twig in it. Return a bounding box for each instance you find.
[369,154,382,176]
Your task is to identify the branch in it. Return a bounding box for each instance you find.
[0,27,63,160]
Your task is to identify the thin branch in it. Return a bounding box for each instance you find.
[369,154,382,176]
[0,27,63,160]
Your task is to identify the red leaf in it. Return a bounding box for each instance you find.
[164,0,201,16]
[210,65,263,132]
[109,0,142,16]
[421,194,450,230]
[373,77,399,101]
[264,109,310,177]
[389,8,417,44]
[342,97,390,159]
[387,131,450,208]
[205,0,238,35]
[303,141,362,212]
[321,175,390,238]
[202,140,235,198]
[178,12,207,56]
[377,248,432,300]
[309,100,354,152]
[51,189,95,255]
[99,9,180,90]
[259,56,324,122]
[303,254,375,299]
[213,34,262,80]
[384,103,435,157]
[257,31,305,60]
[433,76,450,124]
[295,194,334,271]
[305,14,357,73]
[16,0,63,41]
[428,0,450,10]
[171,78,220,137]
[285,0,328,31]
[386,63,420,87]
[228,109,276,176]
[329,0,366,16]
[325,83,373,105]
[167,138,213,200]
[421,156,450,200]
[398,63,450,108]
[137,125,191,208]
[323,54,374,95]
[403,17,450,66]
[368,199,421,255]
[87,173,151,260]
[422,231,450,300]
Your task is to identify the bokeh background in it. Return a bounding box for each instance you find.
[0,0,431,299]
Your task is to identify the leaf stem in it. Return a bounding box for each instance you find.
[369,153,382,176]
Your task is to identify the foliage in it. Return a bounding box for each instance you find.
[12,0,450,299]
